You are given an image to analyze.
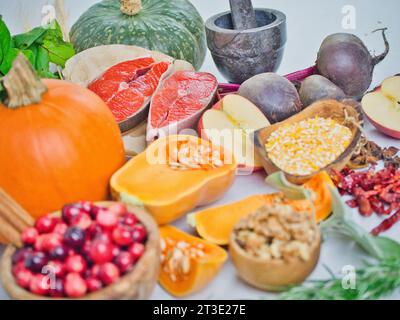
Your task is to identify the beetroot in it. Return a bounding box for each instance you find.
[316,28,389,97]
[299,75,346,106]
[238,73,302,123]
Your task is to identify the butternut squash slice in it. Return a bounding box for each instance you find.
[110,135,237,225]
[159,226,227,297]
[303,171,334,222]
[188,172,333,245]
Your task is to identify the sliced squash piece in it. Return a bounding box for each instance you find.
[110,135,237,225]
[303,171,334,223]
[159,226,227,297]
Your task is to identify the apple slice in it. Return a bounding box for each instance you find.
[382,76,400,102]
[362,88,400,139]
[199,94,270,172]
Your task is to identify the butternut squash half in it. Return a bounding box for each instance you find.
[159,226,227,297]
[110,135,237,225]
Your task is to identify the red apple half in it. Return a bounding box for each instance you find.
[362,76,400,139]
[198,94,270,172]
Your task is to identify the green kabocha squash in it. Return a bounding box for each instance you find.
[70,0,206,70]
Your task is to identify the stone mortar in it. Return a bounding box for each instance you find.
[206,8,287,84]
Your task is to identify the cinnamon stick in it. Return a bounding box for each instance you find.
[0,188,34,234]
[0,214,23,248]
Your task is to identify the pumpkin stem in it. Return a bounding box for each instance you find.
[120,0,142,16]
[2,54,47,109]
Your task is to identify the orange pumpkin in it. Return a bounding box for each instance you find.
[0,55,125,219]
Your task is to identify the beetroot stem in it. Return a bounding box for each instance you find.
[372,27,389,66]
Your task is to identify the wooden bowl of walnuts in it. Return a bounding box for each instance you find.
[230,203,321,291]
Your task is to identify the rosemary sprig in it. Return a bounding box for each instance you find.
[280,258,400,300]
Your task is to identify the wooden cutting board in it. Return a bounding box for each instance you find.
[122,120,147,157]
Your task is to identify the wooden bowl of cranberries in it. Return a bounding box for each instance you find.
[0,201,160,299]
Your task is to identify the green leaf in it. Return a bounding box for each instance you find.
[0,81,6,101]
[265,172,312,200]
[42,39,75,68]
[34,46,50,75]
[322,186,400,260]
[13,26,47,49]
[21,49,35,66]
[0,47,19,75]
[0,16,12,68]
[40,28,75,68]
[373,236,400,259]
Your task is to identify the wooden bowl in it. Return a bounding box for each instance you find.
[229,228,321,291]
[253,99,362,184]
[0,202,160,300]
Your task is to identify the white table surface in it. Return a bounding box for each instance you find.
[1,0,400,300]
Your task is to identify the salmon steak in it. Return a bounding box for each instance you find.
[88,57,171,123]
[147,71,218,141]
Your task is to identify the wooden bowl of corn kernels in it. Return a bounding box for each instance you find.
[253,99,362,184]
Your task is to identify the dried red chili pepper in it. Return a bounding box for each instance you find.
[331,165,400,234]
[357,196,373,216]
[371,209,400,236]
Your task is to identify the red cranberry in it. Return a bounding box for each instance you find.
[14,267,33,288]
[112,226,133,246]
[65,273,87,298]
[89,205,105,220]
[42,233,63,252]
[93,230,113,243]
[70,213,93,230]
[49,278,65,297]
[86,277,103,292]
[25,251,48,273]
[131,224,147,243]
[96,210,118,229]
[12,261,26,276]
[120,213,138,227]
[90,240,114,264]
[12,248,33,265]
[63,227,85,249]
[81,240,92,258]
[47,260,66,278]
[62,204,85,224]
[49,245,68,261]
[99,263,120,285]
[87,223,102,239]
[114,252,134,274]
[35,216,57,234]
[108,203,127,216]
[77,201,94,213]
[29,274,49,296]
[90,264,102,278]
[34,235,46,251]
[112,246,121,259]
[53,222,68,236]
[21,227,39,245]
[65,255,87,274]
[129,243,145,262]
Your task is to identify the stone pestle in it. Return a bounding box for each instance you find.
[229,0,258,30]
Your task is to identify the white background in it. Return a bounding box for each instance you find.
[0,0,400,300]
